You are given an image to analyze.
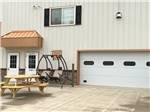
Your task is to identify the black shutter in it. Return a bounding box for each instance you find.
[75,5,82,25]
[44,8,50,26]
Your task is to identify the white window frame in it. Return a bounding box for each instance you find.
[50,6,76,26]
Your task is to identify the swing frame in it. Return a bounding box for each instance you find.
[36,54,69,88]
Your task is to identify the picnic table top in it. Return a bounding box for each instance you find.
[4,75,40,79]
[2,85,26,89]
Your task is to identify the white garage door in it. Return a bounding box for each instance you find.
[80,52,150,88]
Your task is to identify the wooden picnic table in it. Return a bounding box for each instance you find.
[0,75,48,98]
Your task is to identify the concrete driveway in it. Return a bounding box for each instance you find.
[0,85,150,112]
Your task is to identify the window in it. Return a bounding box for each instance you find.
[10,55,17,68]
[83,80,87,83]
[28,55,36,68]
[124,61,136,66]
[84,61,94,65]
[44,6,82,26]
[103,61,114,66]
[146,62,150,66]
[51,7,75,26]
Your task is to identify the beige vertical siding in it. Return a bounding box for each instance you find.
[0,3,2,68]
[0,0,149,69]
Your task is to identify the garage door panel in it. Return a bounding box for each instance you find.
[81,68,150,77]
[80,74,149,88]
[81,74,149,80]
[80,52,150,88]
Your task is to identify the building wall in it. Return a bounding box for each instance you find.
[0,2,3,79]
[0,21,1,68]
[0,2,2,69]
[1,0,149,69]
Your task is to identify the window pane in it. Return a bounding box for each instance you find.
[62,7,74,24]
[124,61,136,66]
[10,55,17,68]
[29,55,36,68]
[146,62,150,66]
[103,61,114,66]
[84,61,94,65]
[51,8,62,25]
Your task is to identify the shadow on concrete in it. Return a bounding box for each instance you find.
[1,92,53,110]
[0,105,7,110]
[118,96,150,112]
[85,96,150,112]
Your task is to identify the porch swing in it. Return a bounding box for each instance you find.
[36,50,69,88]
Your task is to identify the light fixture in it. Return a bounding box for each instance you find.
[116,11,122,19]
[33,4,42,9]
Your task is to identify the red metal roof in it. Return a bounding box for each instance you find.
[1,30,42,38]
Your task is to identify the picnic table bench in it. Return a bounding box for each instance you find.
[0,75,48,98]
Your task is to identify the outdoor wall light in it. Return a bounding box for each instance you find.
[33,4,42,9]
[116,11,122,19]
